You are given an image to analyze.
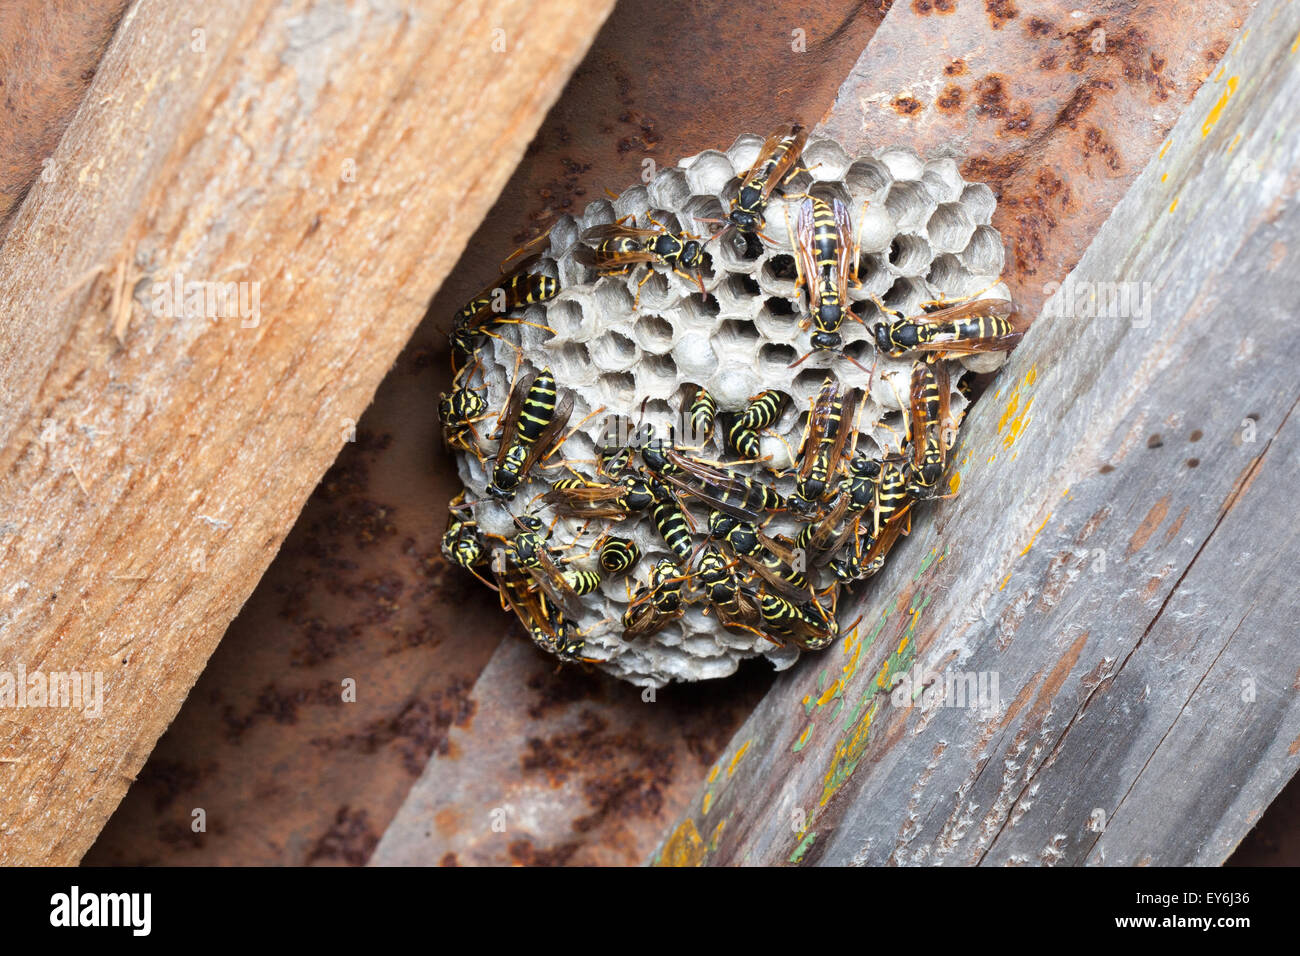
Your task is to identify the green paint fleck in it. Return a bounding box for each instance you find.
[789,831,817,864]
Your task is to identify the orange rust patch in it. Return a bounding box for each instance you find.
[936,84,965,112]
[944,58,968,76]
[985,0,1017,30]
[892,94,924,115]
[1289,732,1300,757]
[434,808,461,837]
[913,0,957,14]
[998,666,1041,733]
[1126,495,1170,555]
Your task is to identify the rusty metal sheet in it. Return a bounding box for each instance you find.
[87,0,889,866]
[819,0,1255,322]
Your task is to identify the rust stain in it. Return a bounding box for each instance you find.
[1029,632,1089,721]
[985,0,1018,30]
[891,94,925,115]
[1221,455,1264,518]
[997,666,1041,733]
[1162,505,1189,545]
[1126,495,1170,555]
[1289,733,1300,758]
[944,57,968,76]
[913,0,957,14]
[936,84,965,112]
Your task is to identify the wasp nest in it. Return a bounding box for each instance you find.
[448,132,1009,688]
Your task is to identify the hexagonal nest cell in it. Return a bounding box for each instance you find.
[442,131,1012,688]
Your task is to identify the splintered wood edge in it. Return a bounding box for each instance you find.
[0,0,615,865]
[651,4,1300,867]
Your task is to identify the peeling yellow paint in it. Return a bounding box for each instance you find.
[948,471,961,495]
[706,764,720,784]
[1169,198,1180,214]
[728,740,751,777]
[702,790,713,815]
[1292,27,1300,54]
[1214,66,1225,82]
[1201,76,1239,137]
[1158,139,1171,159]
[1228,132,1243,153]
[1160,172,1168,183]
[1020,514,1052,557]
[658,818,707,867]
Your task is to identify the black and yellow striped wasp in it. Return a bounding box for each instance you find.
[727,389,787,461]
[800,451,883,559]
[450,254,558,375]
[575,217,706,306]
[641,438,785,524]
[720,125,808,239]
[873,296,1022,360]
[828,460,913,582]
[502,514,585,613]
[692,544,761,633]
[598,536,641,575]
[755,587,839,650]
[709,511,811,602]
[789,378,859,519]
[487,367,574,501]
[543,471,660,520]
[686,387,717,447]
[441,492,492,588]
[788,195,861,363]
[439,357,491,457]
[622,558,687,640]
[901,360,953,499]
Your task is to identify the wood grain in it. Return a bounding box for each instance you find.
[0,0,613,865]
[653,1,1300,866]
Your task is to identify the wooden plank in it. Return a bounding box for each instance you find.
[0,0,131,230]
[0,0,614,865]
[653,1,1300,866]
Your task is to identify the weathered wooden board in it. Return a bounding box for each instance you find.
[0,0,614,865]
[653,0,1300,866]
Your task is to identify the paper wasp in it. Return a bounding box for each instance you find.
[687,387,717,446]
[487,367,574,500]
[543,471,659,520]
[828,461,913,581]
[622,559,687,640]
[693,544,761,632]
[441,493,492,588]
[641,439,784,524]
[710,513,811,602]
[787,195,862,363]
[756,587,838,650]
[789,379,859,518]
[575,217,706,305]
[873,296,1021,359]
[439,359,491,456]
[727,389,787,461]
[719,125,808,239]
[599,536,641,574]
[502,515,583,614]
[450,256,558,374]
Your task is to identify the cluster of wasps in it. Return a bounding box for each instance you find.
[439,125,1024,667]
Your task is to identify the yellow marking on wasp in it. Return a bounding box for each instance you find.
[1201,76,1239,138]
[728,740,752,777]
